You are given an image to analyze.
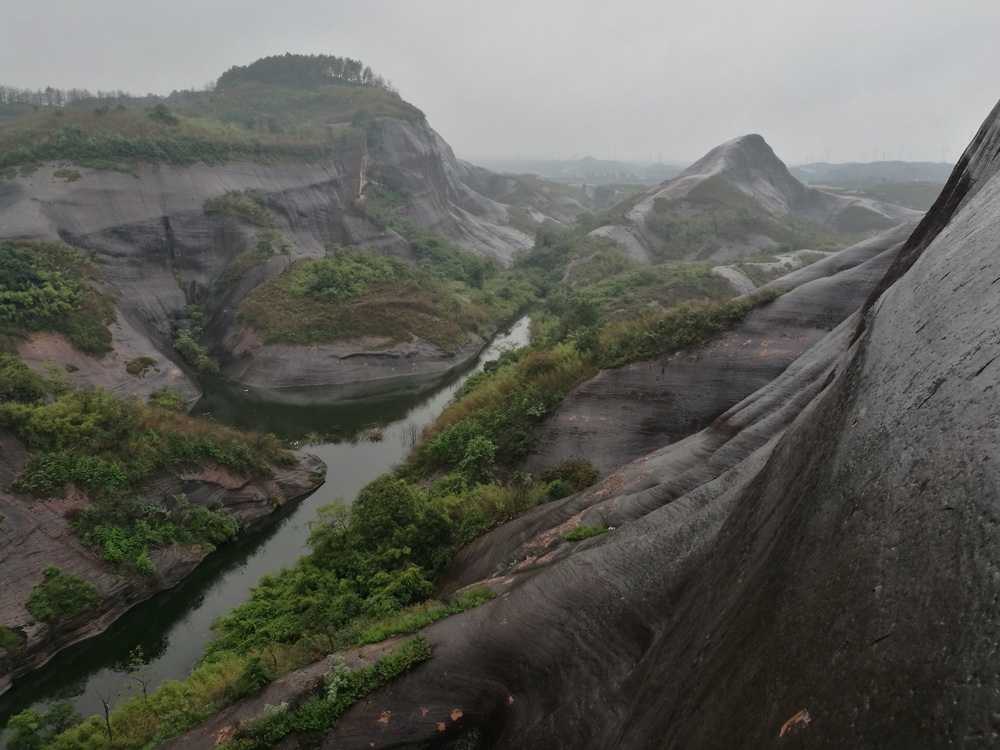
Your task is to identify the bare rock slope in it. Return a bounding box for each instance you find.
[0,119,550,396]
[592,134,921,263]
[265,101,1000,748]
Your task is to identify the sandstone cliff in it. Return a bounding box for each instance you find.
[0,118,553,397]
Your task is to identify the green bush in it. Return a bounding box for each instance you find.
[0,624,26,652]
[0,354,47,402]
[540,459,600,492]
[5,700,83,750]
[148,387,187,411]
[26,566,101,623]
[125,355,158,377]
[562,525,610,542]
[204,190,273,228]
[0,240,114,355]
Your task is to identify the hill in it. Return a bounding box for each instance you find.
[0,54,592,400]
[585,134,920,265]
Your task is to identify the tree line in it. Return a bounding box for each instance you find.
[215,53,397,94]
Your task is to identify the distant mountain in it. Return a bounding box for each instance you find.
[789,160,953,186]
[587,134,920,263]
[471,155,684,186]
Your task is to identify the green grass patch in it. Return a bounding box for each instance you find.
[53,168,81,182]
[0,240,115,355]
[356,586,495,646]
[594,289,784,368]
[562,525,610,542]
[74,159,136,176]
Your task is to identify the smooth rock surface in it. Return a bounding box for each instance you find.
[520,219,917,477]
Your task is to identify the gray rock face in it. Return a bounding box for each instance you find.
[0,119,541,394]
[238,103,1000,750]
[588,134,921,263]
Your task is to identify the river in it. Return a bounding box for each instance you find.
[0,317,531,740]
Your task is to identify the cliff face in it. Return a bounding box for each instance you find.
[590,134,921,263]
[0,119,542,395]
[264,102,1000,748]
[0,442,325,696]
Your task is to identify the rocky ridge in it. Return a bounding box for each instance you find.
[590,134,921,263]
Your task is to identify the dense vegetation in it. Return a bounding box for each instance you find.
[26,567,101,623]
[0,380,295,571]
[237,246,493,351]
[216,53,397,94]
[0,241,114,354]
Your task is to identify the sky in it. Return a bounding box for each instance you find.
[3,0,999,167]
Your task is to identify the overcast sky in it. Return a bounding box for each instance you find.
[4,0,998,166]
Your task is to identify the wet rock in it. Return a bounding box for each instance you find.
[272,101,1000,750]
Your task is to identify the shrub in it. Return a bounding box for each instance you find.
[148,387,187,411]
[204,190,273,228]
[0,624,26,652]
[26,566,101,623]
[0,240,115,355]
[125,355,158,377]
[540,459,600,492]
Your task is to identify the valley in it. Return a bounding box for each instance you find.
[0,51,980,750]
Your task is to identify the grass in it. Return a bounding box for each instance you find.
[356,586,495,646]
[0,240,115,355]
[563,525,610,542]
[594,289,784,368]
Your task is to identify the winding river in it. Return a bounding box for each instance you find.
[0,317,531,738]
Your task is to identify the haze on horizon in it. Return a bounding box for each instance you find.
[3,0,997,168]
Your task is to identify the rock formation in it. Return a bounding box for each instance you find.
[0,446,325,696]
[0,119,567,398]
[187,101,1000,749]
[590,134,921,263]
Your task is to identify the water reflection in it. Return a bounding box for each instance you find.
[0,317,530,735]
